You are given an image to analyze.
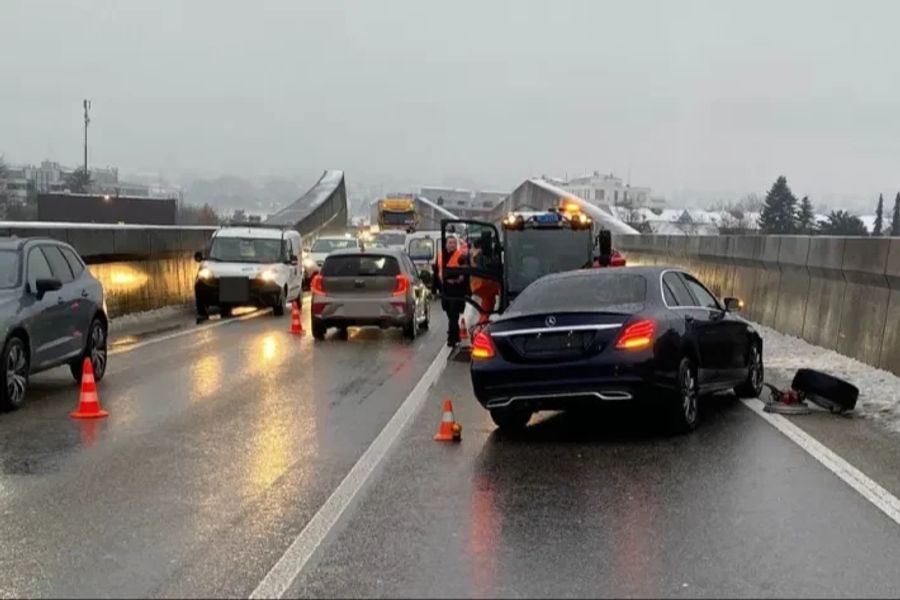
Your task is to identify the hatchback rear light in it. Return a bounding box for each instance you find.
[393,274,410,296]
[615,319,656,350]
[472,330,496,360]
[311,274,326,296]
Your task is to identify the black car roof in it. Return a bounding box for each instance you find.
[535,265,678,283]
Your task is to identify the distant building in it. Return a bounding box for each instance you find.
[419,186,508,221]
[556,171,665,211]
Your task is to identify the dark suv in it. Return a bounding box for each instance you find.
[0,238,108,411]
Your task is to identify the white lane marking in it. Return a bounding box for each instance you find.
[742,398,900,526]
[250,344,452,599]
[109,309,266,356]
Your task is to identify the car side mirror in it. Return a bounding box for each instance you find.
[289,254,299,266]
[724,297,744,312]
[34,278,62,299]
[194,251,204,263]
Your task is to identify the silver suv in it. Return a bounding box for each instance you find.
[0,238,108,410]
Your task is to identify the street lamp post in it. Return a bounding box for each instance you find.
[83,99,91,175]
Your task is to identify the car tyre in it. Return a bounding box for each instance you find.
[69,318,108,383]
[312,320,327,341]
[490,408,532,432]
[196,300,209,320]
[669,357,700,433]
[403,316,417,340]
[419,303,430,331]
[1,336,29,412]
[220,305,233,318]
[734,343,764,399]
[792,368,859,413]
[272,290,286,317]
[337,326,349,340]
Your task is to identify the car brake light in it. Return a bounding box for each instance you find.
[311,274,326,296]
[472,330,496,360]
[615,319,656,350]
[393,274,410,296]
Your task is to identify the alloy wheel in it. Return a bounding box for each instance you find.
[6,343,27,408]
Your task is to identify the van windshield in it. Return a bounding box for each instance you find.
[208,238,284,263]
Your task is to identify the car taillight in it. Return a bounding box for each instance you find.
[471,330,496,360]
[393,274,410,296]
[615,319,656,350]
[311,274,326,296]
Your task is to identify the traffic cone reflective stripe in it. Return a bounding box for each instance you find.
[459,317,468,340]
[290,301,304,335]
[434,399,462,442]
[70,357,108,420]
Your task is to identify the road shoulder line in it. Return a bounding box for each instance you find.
[742,398,900,526]
[249,344,453,599]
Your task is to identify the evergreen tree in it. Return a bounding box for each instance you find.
[797,195,816,234]
[758,176,799,234]
[874,194,884,236]
[64,168,92,193]
[819,210,868,236]
[892,192,900,237]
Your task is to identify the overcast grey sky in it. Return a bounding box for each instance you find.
[3,0,899,203]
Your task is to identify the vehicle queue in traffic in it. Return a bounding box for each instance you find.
[0,206,763,437]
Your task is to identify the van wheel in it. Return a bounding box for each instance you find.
[220,305,233,318]
[1,336,29,412]
[312,321,327,341]
[272,291,286,317]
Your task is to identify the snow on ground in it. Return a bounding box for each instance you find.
[108,304,192,334]
[757,323,900,432]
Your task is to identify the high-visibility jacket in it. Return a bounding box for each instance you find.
[437,249,463,282]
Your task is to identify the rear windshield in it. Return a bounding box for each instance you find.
[374,232,406,247]
[507,272,647,316]
[312,238,357,252]
[322,254,400,277]
[0,250,21,289]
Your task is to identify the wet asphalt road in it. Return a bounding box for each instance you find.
[288,359,900,599]
[4,305,900,598]
[0,304,447,598]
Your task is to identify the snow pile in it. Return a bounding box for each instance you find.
[757,324,900,431]
[109,304,191,332]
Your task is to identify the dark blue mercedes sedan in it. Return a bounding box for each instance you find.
[470,266,763,433]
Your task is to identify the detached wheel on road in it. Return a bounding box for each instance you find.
[1,336,29,412]
[312,320,327,341]
[490,408,532,432]
[734,343,764,399]
[792,368,859,413]
[69,319,108,383]
[669,357,700,433]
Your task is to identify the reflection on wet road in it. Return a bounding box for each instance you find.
[0,305,447,598]
[288,360,900,599]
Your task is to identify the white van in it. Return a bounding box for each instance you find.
[194,226,303,319]
[405,230,440,275]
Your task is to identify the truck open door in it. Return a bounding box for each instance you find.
[439,219,505,318]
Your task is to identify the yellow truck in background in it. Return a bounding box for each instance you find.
[374,195,418,231]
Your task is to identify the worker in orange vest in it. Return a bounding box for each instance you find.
[468,241,500,324]
[433,235,468,347]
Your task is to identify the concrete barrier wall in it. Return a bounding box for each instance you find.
[2,223,218,318]
[616,234,900,376]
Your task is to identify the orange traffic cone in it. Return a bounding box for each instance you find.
[290,301,304,335]
[434,399,462,442]
[70,357,109,419]
[459,316,469,341]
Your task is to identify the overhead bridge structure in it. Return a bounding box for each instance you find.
[266,169,348,238]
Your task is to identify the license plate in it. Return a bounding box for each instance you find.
[219,277,250,303]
